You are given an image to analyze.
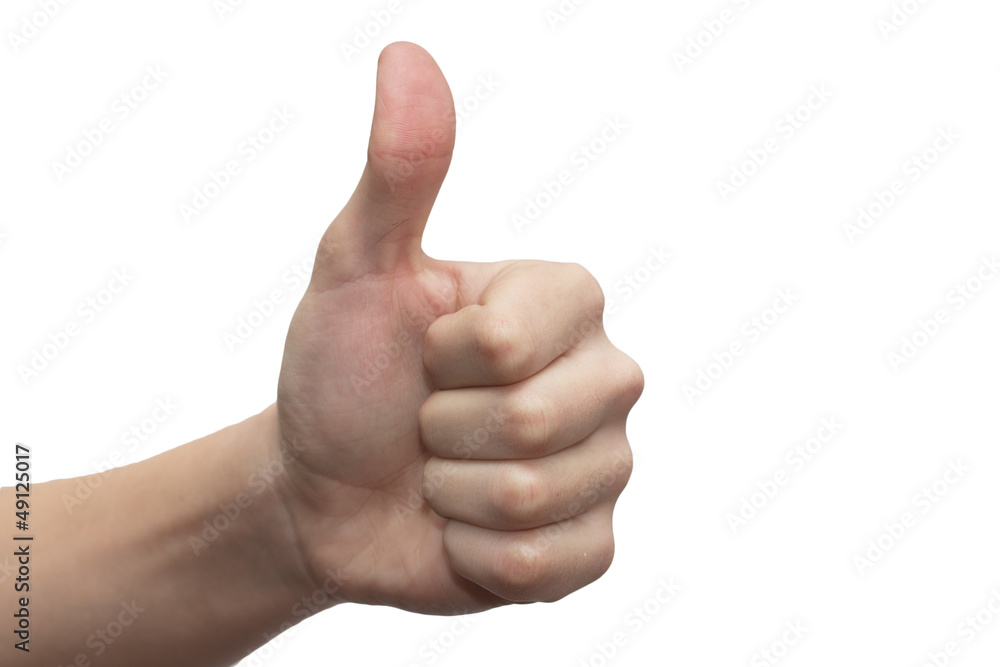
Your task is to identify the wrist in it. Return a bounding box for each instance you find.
[252,405,349,613]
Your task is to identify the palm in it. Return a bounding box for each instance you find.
[277,258,505,614]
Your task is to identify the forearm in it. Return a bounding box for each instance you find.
[1,405,324,667]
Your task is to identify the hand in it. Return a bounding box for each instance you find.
[274,42,643,615]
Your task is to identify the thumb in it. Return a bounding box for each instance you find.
[315,41,456,285]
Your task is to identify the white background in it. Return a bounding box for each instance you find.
[2,0,1000,665]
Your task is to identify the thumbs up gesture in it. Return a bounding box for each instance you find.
[275,42,643,614]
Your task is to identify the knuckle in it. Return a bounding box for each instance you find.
[615,353,645,407]
[579,438,633,507]
[609,439,634,492]
[495,541,551,600]
[505,389,552,456]
[493,463,550,527]
[473,310,533,384]
[565,262,605,316]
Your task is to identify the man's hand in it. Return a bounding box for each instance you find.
[2,39,639,667]
[275,42,642,615]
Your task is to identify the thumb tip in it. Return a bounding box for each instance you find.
[377,40,436,69]
[367,42,456,183]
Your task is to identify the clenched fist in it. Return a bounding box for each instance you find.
[274,42,643,614]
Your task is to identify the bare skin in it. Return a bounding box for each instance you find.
[1,42,642,666]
